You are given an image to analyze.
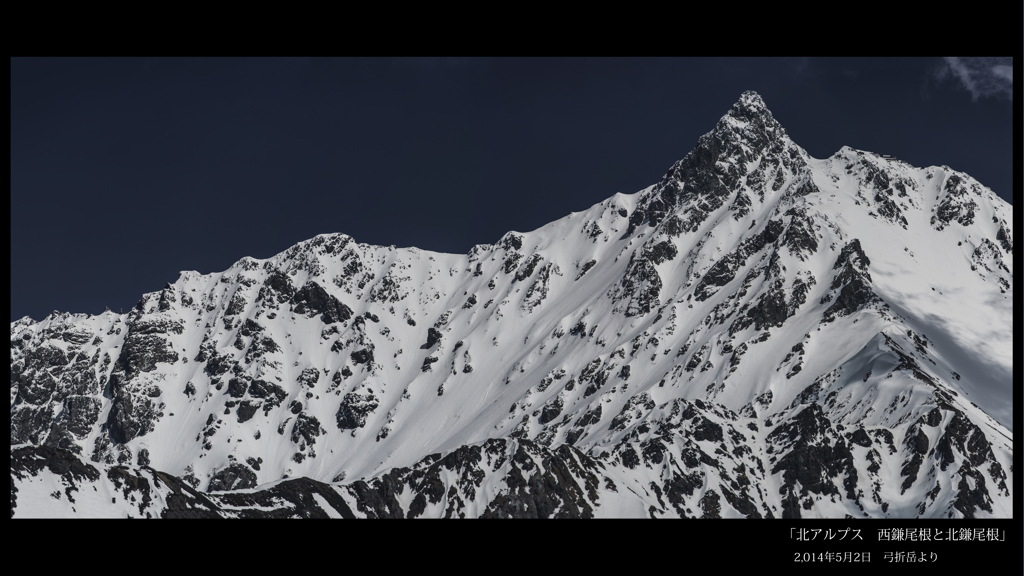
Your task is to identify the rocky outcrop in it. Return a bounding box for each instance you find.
[292,281,353,324]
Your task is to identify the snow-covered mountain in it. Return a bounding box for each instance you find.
[11,91,1013,518]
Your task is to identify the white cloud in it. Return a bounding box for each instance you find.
[991,64,1012,82]
[935,57,1013,101]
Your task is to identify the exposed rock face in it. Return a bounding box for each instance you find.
[817,239,879,323]
[291,412,323,446]
[336,390,379,431]
[105,386,161,445]
[292,281,353,325]
[208,463,258,492]
[103,313,184,444]
[616,255,663,317]
[693,220,783,303]
[932,173,978,230]
[10,91,1012,518]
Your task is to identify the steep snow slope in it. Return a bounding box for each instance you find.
[11,91,1012,518]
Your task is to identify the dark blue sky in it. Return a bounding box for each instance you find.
[10,57,1014,322]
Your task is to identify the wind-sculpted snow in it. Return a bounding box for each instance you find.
[11,91,1012,517]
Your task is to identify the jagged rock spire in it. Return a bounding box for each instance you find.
[728,90,770,118]
[629,91,797,235]
[717,90,788,152]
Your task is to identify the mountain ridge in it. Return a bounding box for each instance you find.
[11,91,1012,518]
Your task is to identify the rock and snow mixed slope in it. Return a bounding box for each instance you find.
[11,91,1012,518]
